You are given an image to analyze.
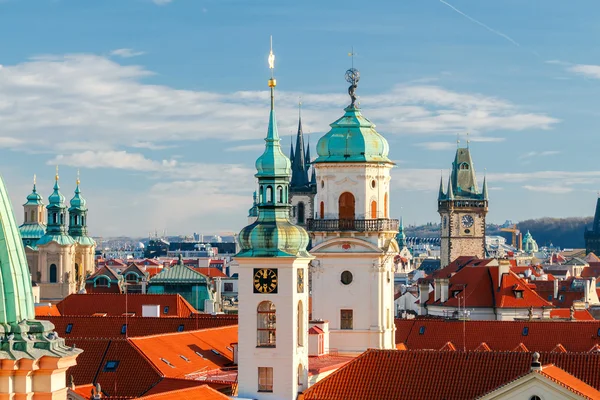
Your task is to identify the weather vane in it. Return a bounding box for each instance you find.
[345,48,360,108]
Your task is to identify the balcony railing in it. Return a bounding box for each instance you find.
[307,218,400,232]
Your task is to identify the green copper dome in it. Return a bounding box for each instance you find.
[48,178,65,206]
[315,105,391,164]
[69,182,87,211]
[24,184,43,206]
[236,73,310,258]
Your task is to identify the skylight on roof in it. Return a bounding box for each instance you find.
[121,324,127,335]
[195,351,204,358]
[177,324,184,332]
[180,355,190,362]
[522,327,529,336]
[163,306,169,314]
[65,323,73,334]
[419,326,426,335]
[103,360,120,372]
[211,349,221,356]
[160,358,175,368]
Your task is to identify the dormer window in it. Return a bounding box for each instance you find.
[452,290,462,298]
[460,163,470,170]
[514,290,524,299]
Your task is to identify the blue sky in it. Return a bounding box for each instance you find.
[0,0,599,237]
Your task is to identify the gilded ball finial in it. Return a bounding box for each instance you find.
[55,165,59,181]
[76,169,80,186]
[268,35,276,88]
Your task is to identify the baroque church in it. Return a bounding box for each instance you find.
[235,42,399,399]
[18,171,96,301]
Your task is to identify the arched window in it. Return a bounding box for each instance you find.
[297,300,304,347]
[24,212,27,223]
[370,200,377,219]
[297,202,305,224]
[259,186,264,203]
[49,264,57,283]
[298,363,304,391]
[266,186,273,203]
[53,213,57,224]
[31,210,34,222]
[39,210,42,222]
[277,186,283,203]
[75,263,80,283]
[74,215,79,225]
[460,162,470,170]
[95,277,110,287]
[320,202,325,219]
[60,213,64,224]
[257,301,276,347]
[125,273,139,283]
[338,192,355,220]
[384,193,388,218]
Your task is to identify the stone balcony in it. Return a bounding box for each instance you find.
[307,218,399,233]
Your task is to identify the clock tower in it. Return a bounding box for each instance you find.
[236,40,313,399]
[438,145,488,268]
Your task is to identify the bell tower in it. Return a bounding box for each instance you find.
[438,144,488,268]
[235,39,312,399]
[308,67,398,354]
[68,173,96,291]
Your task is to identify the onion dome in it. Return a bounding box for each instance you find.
[24,179,43,206]
[315,69,391,164]
[236,41,310,258]
[48,173,66,207]
[69,179,87,211]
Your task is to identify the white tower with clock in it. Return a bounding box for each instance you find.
[235,42,313,400]
[307,68,398,355]
[438,145,489,268]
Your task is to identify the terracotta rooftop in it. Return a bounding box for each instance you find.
[537,364,600,399]
[395,319,600,353]
[550,308,595,320]
[192,267,228,278]
[55,293,197,317]
[308,355,354,376]
[302,350,600,400]
[34,303,61,317]
[138,384,229,399]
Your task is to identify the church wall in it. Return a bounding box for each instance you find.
[290,193,315,225]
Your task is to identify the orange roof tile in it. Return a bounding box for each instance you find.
[538,364,600,400]
[550,308,595,320]
[192,267,227,278]
[129,327,237,379]
[308,355,354,376]
[440,341,457,351]
[56,293,197,317]
[302,350,600,400]
[138,384,229,399]
[35,303,61,316]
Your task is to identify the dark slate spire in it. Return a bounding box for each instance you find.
[305,138,312,169]
[310,167,316,186]
[593,197,600,232]
[438,174,445,201]
[289,137,294,163]
[290,103,310,189]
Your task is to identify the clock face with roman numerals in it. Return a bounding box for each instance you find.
[253,268,278,294]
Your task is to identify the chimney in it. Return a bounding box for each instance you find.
[498,260,510,288]
[440,278,449,303]
[530,352,542,372]
[518,233,523,252]
[553,279,559,300]
[418,281,430,316]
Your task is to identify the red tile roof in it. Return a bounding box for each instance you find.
[302,350,600,400]
[129,327,237,378]
[193,267,227,278]
[40,315,237,339]
[582,262,600,278]
[55,293,197,317]
[395,319,600,353]
[308,355,354,376]
[138,384,229,399]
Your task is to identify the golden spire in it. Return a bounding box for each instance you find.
[55,165,59,181]
[76,169,80,186]
[268,36,276,110]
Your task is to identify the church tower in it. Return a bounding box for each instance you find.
[235,41,312,399]
[37,169,76,300]
[438,145,488,268]
[19,176,47,277]
[308,68,398,354]
[289,103,317,228]
[68,174,96,291]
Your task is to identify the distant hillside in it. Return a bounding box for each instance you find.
[405,217,593,249]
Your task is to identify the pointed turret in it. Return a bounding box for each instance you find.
[396,216,407,249]
[310,167,316,186]
[305,139,312,170]
[290,104,310,190]
[438,175,445,201]
[446,176,454,200]
[69,174,95,245]
[289,137,294,163]
[482,176,489,201]
[237,42,310,258]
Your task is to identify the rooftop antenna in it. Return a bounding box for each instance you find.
[466,132,470,148]
[456,133,460,148]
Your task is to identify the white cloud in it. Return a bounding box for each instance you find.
[519,150,560,159]
[415,142,456,151]
[48,151,177,171]
[567,64,600,79]
[522,185,573,194]
[226,143,265,152]
[0,53,559,156]
[110,48,145,58]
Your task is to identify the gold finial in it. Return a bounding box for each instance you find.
[33,174,36,185]
[55,165,59,181]
[466,131,470,147]
[76,169,80,186]
[268,36,276,88]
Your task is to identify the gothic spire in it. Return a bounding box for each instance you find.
[438,174,445,201]
[291,101,309,189]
